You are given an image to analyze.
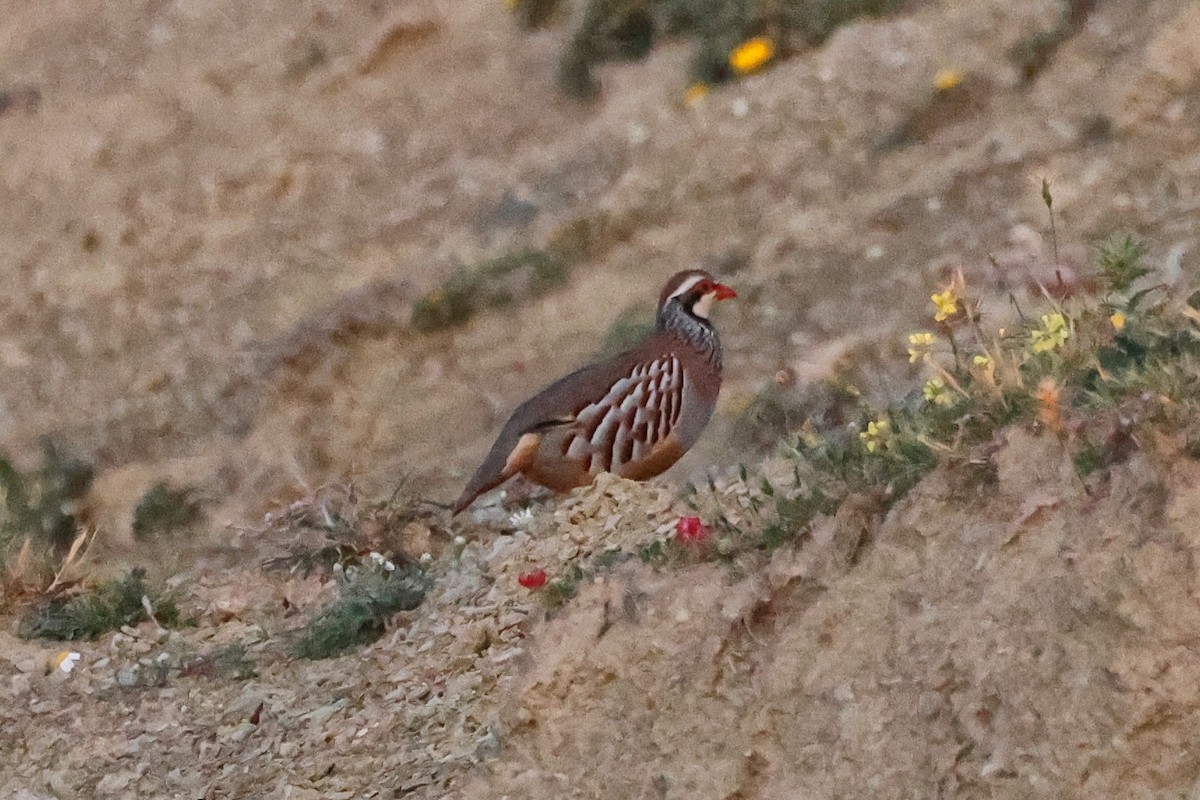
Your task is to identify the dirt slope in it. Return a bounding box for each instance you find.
[470,433,1200,799]
[5,434,1200,799]
[2,0,1197,532]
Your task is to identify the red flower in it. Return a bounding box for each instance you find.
[517,568,548,589]
[675,515,710,543]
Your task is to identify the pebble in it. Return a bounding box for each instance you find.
[229,721,257,743]
[117,666,140,687]
[95,771,133,795]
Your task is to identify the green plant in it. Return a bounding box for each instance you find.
[261,482,430,577]
[890,220,1200,488]
[411,249,570,332]
[542,564,586,608]
[0,442,93,557]
[1,442,94,592]
[132,483,202,542]
[1096,234,1149,295]
[511,0,565,30]
[1008,0,1097,82]
[294,560,430,659]
[529,0,906,98]
[18,568,180,640]
[266,484,435,657]
[690,213,1200,558]
[638,539,667,563]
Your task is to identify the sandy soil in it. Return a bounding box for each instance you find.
[3,0,1200,796]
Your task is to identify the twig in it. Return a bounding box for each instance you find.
[45,527,98,593]
[141,594,167,634]
[1042,177,1063,290]
[988,253,1027,322]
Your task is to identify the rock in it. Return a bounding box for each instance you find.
[94,771,134,795]
[116,666,140,687]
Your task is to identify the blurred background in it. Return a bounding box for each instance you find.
[1,0,1197,562]
[6,3,1200,798]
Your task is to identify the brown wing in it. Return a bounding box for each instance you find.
[562,353,683,474]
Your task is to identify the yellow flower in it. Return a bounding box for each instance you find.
[907,331,935,363]
[972,354,992,367]
[934,68,963,91]
[923,378,955,407]
[683,83,710,107]
[931,289,958,322]
[1110,311,1126,332]
[730,37,774,75]
[1030,312,1069,353]
[859,418,892,453]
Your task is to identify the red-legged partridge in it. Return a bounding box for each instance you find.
[453,269,736,514]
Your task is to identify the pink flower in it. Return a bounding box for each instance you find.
[675,516,710,543]
[517,569,548,589]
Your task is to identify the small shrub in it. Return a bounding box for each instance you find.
[1096,234,1148,294]
[294,559,430,659]
[18,568,180,641]
[692,205,1200,557]
[261,483,429,577]
[511,0,565,29]
[526,0,907,98]
[1008,0,1097,83]
[411,249,570,332]
[730,378,863,454]
[781,0,904,44]
[132,483,202,542]
[542,564,586,608]
[1,442,94,593]
[638,539,667,563]
[0,441,93,558]
[874,221,1199,493]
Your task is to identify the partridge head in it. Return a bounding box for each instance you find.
[453,269,736,515]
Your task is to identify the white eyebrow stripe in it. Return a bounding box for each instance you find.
[668,275,705,299]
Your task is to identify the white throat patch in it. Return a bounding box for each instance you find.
[691,292,715,319]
